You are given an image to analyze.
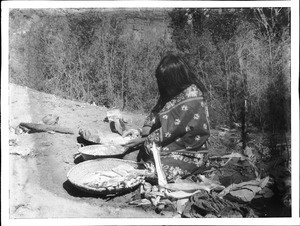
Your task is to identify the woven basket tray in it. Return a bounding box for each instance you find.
[80,130,131,146]
[78,144,127,160]
[67,158,145,195]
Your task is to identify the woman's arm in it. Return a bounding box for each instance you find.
[123,137,147,148]
[123,126,152,148]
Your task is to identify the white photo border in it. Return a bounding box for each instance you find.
[1,1,299,225]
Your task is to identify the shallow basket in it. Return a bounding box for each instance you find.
[81,132,131,146]
[78,144,127,160]
[67,158,144,195]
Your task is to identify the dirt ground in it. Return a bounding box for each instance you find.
[8,83,174,219]
[6,83,293,221]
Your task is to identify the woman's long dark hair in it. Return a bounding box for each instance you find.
[152,54,207,113]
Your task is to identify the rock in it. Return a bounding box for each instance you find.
[10,146,32,156]
[42,114,59,125]
[106,109,122,122]
[9,139,18,146]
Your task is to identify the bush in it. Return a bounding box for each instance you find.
[9,9,176,113]
[9,8,291,133]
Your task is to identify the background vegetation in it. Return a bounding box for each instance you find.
[9,8,291,134]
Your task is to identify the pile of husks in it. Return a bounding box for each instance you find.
[127,128,291,218]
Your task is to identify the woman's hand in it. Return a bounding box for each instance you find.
[123,137,146,148]
[122,129,141,138]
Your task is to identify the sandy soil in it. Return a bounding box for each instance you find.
[6,83,293,221]
[8,83,173,219]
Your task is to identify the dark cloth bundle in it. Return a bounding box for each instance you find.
[182,190,257,218]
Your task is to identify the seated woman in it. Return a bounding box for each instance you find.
[124,53,210,182]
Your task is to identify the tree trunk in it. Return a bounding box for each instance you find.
[225,63,232,128]
[121,57,127,110]
[237,49,248,149]
[103,41,114,107]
